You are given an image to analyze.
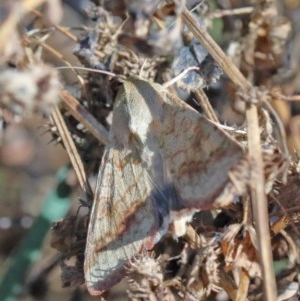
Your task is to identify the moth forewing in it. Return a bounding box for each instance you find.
[161,94,245,208]
[84,77,248,295]
[126,77,247,208]
[84,80,173,295]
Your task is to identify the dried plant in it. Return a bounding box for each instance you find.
[0,1,299,301]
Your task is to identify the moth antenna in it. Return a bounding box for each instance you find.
[163,66,200,88]
[55,66,126,80]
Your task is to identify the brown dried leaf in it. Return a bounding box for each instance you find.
[221,224,261,278]
[50,216,77,253]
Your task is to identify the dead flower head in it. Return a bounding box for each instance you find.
[126,253,165,300]
[178,241,221,299]
[0,63,60,116]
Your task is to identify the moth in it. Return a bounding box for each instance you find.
[84,77,247,295]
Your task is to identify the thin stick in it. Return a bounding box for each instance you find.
[194,89,219,123]
[60,90,109,145]
[272,93,300,102]
[182,7,277,300]
[245,104,277,300]
[56,66,124,80]
[242,195,251,225]
[31,9,78,42]
[163,66,200,88]
[26,34,89,93]
[25,29,110,156]
[24,36,79,75]
[262,100,289,182]
[208,7,254,19]
[235,269,250,301]
[0,0,47,53]
[51,106,93,198]
[24,35,116,147]
[182,8,250,91]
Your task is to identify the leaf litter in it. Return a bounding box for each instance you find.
[0,1,299,300]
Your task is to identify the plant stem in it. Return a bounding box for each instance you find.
[182,7,277,300]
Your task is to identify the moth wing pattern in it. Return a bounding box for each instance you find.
[129,78,247,209]
[84,78,248,295]
[162,91,246,208]
[84,81,170,295]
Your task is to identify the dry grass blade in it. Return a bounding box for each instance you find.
[24,36,79,77]
[246,101,277,301]
[262,100,290,175]
[194,89,219,123]
[182,7,250,90]
[31,9,78,42]
[0,0,47,53]
[60,90,109,145]
[208,7,254,19]
[51,106,93,198]
[235,269,250,301]
[182,6,277,301]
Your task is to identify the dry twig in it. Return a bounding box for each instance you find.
[182,6,277,301]
[51,106,93,198]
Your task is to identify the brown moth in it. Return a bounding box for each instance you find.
[85,77,247,295]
